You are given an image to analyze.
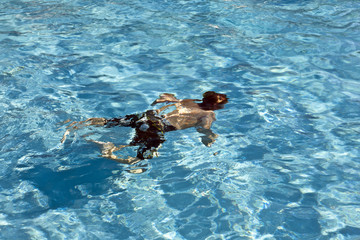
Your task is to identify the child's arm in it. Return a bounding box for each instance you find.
[196,113,218,147]
[151,93,180,106]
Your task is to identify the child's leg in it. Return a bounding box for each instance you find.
[89,140,140,165]
[60,118,107,144]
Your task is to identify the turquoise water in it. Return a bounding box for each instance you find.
[1,0,360,239]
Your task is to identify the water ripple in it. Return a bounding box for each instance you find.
[1,0,360,239]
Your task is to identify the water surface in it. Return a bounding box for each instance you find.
[1,0,360,239]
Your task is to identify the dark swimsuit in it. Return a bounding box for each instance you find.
[105,110,176,160]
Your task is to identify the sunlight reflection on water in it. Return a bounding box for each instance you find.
[0,0,360,239]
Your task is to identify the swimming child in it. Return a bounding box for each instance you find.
[61,91,228,164]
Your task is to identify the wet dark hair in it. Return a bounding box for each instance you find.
[200,91,228,110]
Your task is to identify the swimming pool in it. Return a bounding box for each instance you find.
[1,0,359,239]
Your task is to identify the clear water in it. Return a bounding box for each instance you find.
[1,0,360,239]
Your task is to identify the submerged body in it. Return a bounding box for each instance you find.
[62,91,228,164]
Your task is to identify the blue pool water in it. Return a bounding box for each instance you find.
[1,0,360,239]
